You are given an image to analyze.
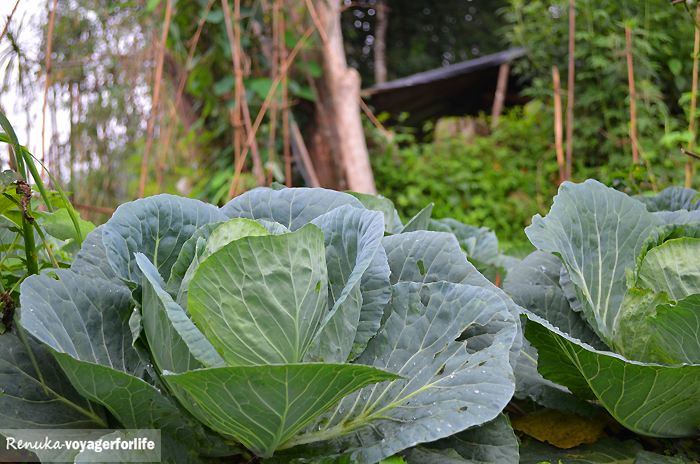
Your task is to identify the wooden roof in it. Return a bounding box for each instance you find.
[363,48,528,126]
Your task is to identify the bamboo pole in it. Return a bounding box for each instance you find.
[281,9,291,187]
[552,66,565,183]
[154,0,215,194]
[687,4,700,188]
[491,61,510,127]
[565,0,576,180]
[625,27,639,165]
[41,0,59,185]
[267,0,280,186]
[138,0,174,198]
[226,24,315,200]
[222,0,265,190]
[0,0,20,49]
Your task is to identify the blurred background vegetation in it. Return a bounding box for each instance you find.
[0,0,698,249]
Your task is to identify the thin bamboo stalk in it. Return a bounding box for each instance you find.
[0,0,20,46]
[138,0,174,198]
[222,0,265,188]
[281,9,291,187]
[687,4,700,188]
[227,24,315,200]
[491,61,510,127]
[154,0,215,194]
[41,0,59,185]
[552,66,565,183]
[267,0,280,186]
[358,96,391,139]
[565,0,576,180]
[625,27,638,165]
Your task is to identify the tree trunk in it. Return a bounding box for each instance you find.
[314,0,377,194]
[374,0,388,85]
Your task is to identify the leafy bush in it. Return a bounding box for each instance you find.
[7,186,523,462]
[505,180,700,438]
[371,103,582,249]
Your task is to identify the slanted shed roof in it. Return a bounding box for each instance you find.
[363,48,528,126]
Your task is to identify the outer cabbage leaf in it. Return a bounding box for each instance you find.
[103,194,227,286]
[20,270,137,371]
[400,414,519,464]
[634,187,700,212]
[306,206,389,362]
[514,338,602,418]
[257,219,290,235]
[648,294,700,365]
[166,221,224,296]
[0,329,107,428]
[163,363,400,459]
[137,254,225,370]
[400,203,433,233]
[503,251,606,349]
[429,218,499,266]
[271,281,517,464]
[221,187,362,231]
[525,179,666,344]
[188,223,328,365]
[503,251,604,417]
[70,225,125,287]
[382,230,523,369]
[347,191,401,234]
[18,270,201,440]
[526,312,700,437]
[652,210,700,224]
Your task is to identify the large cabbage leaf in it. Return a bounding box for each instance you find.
[221,187,362,230]
[18,270,215,448]
[70,225,125,287]
[634,186,700,212]
[269,281,518,464]
[0,328,107,428]
[525,179,666,345]
[400,414,519,464]
[164,363,400,459]
[525,312,700,437]
[382,230,523,369]
[306,205,389,362]
[103,194,227,286]
[188,224,328,365]
[429,218,500,266]
[503,250,605,418]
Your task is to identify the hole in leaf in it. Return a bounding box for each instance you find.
[315,281,322,292]
[419,285,430,307]
[433,343,448,359]
[436,364,446,376]
[478,361,486,367]
[417,259,425,275]
[459,406,468,412]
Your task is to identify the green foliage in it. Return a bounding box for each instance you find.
[501,0,695,188]
[10,186,520,462]
[370,103,575,249]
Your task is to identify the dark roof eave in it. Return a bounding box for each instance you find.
[363,47,527,96]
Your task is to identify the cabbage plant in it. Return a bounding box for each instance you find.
[508,180,700,438]
[5,187,521,462]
